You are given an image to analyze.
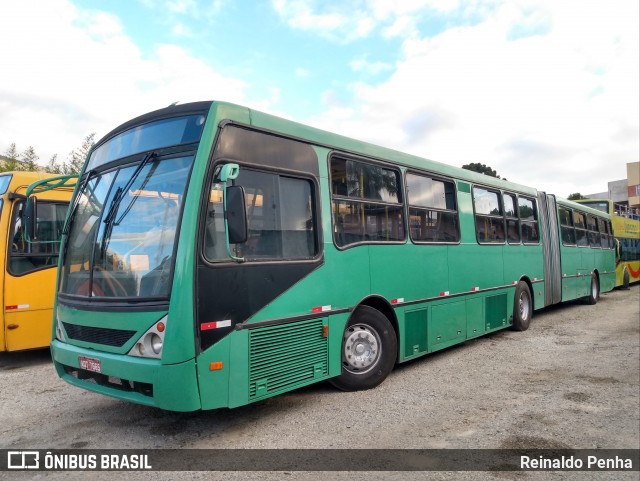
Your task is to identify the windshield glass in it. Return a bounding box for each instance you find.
[60,155,194,299]
[0,175,11,195]
[87,114,206,171]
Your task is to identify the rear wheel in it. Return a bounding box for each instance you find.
[586,274,599,305]
[511,281,532,331]
[623,269,630,290]
[330,306,397,392]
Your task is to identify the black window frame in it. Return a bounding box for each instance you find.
[503,193,521,245]
[559,206,577,246]
[573,210,589,247]
[329,153,406,250]
[8,198,69,277]
[586,214,600,248]
[517,195,540,245]
[405,170,460,244]
[201,162,322,264]
[473,186,505,244]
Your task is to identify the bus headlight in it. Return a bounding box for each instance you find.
[128,316,167,359]
[150,333,163,354]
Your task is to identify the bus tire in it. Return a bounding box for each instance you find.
[511,281,532,331]
[623,269,630,290]
[330,306,397,392]
[586,274,599,305]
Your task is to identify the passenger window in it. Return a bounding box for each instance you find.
[407,173,459,243]
[9,200,68,275]
[559,207,576,245]
[518,197,539,244]
[331,157,405,247]
[204,169,317,261]
[473,187,504,243]
[573,211,588,247]
[504,194,520,244]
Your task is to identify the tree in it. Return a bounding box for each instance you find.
[462,162,506,180]
[1,133,96,175]
[47,154,63,175]
[1,143,21,172]
[20,146,40,171]
[567,193,586,201]
[64,133,95,174]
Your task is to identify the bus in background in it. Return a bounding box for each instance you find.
[41,101,616,411]
[577,199,640,288]
[0,172,76,351]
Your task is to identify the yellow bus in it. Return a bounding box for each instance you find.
[577,199,640,288]
[0,171,76,351]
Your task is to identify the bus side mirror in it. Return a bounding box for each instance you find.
[226,186,248,244]
[24,196,38,241]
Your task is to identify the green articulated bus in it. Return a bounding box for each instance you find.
[41,101,616,412]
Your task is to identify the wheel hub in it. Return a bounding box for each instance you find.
[343,324,380,373]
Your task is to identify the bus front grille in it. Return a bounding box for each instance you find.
[248,318,328,400]
[62,322,137,347]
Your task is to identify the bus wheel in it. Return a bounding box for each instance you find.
[586,274,599,305]
[623,270,630,290]
[330,306,397,392]
[511,281,532,331]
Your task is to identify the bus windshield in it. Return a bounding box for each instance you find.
[60,154,194,300]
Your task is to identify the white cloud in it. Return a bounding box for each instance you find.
[172,22,193,37]
[271,0,376,42]
[306,0,639,197]
[0,0,256,163]
[350,58,393,76]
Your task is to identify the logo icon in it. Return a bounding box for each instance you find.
[7,451,39,469]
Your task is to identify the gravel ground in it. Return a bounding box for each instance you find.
[1,285,638,481]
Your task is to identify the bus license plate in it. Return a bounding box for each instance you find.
[79,356,102,373]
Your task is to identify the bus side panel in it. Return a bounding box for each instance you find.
[560,245,580,301]
[598,249,617,293]
[369,244,449,305]
[197,335,232,410]
[3,268,58,351]
[503,244,545,309]
[451,244,505,295]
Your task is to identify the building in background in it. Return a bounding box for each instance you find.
[627,162,640,210]
[586,162,640,213]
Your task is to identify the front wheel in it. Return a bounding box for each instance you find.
[329,306,397,392]
[511,281,532,331]
[586,274,599,305]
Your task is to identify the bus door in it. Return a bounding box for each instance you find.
[3,199,67,351]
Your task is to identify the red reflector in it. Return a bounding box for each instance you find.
[439,291,449,297]
[5,305,17,310]
[312,305,331,313]
[201,322,217,331]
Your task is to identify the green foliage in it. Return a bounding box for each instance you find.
[1,134,95,174]
[567,193,586,200]
[462,162,506,180]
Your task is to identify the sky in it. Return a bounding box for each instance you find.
[0,0,638,197]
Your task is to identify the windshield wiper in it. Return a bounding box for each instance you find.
[101,152,156,255]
